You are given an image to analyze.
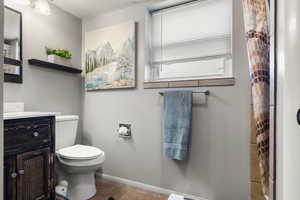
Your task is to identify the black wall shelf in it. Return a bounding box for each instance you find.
[5,57,22,66]
[28,59,82,74]
[4,57,23,83]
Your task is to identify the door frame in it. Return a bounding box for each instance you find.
[0,1,5,200]
[270,0,277,199]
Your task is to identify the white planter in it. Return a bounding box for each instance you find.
[47,55,72,66]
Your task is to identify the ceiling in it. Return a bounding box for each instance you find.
[51,0,159,19]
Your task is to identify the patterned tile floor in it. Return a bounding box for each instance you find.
[56,178,168,200]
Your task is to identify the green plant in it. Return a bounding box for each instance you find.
[45,47,72,59]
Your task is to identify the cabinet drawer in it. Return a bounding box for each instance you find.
[5,119,52,150]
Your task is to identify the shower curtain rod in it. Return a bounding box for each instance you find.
[159,90,210,96]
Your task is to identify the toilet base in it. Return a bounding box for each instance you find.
[67,172,97,200]
[56,149,105,200]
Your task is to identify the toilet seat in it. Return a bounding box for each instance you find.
[56,145,105,168]
[57,152,105,167]
[57,145,104,160]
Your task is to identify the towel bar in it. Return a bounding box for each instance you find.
[159,90,210,96]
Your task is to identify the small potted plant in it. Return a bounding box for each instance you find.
[46,47,72,66]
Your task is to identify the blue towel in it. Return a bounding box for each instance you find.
[163,90,193,160]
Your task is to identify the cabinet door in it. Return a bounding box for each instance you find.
[17,148,51,200]
[4,156,17,200]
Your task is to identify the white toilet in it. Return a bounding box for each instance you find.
[55,115,105,200]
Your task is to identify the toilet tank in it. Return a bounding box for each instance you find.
[55,115,79,150]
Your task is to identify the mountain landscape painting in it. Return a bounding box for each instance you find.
[85,22,136,90]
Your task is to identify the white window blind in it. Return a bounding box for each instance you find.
[149,0,232,81]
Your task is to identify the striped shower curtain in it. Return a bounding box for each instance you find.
[242,0,270,198]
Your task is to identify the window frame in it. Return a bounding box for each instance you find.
[145,0,234,84]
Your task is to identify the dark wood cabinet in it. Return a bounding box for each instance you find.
[4,117,55,200]
[4,156,17,200]
[17,148,51,200]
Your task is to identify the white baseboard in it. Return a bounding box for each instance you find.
[96,173,208,200]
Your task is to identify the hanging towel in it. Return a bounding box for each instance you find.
[163,90,193,160]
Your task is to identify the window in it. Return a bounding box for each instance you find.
[146,0,232,82]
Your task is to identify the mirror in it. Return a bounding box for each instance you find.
[4,6,22,83]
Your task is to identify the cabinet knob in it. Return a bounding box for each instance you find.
[11,172,18,179]
[18,170,25,175]
[297,109,300,125]
[33,132,39,137]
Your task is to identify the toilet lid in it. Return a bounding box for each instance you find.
[57,145,104,160]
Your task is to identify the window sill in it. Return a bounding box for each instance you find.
[144,77,235,89]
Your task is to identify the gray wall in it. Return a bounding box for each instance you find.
[3,2,83,139]
[82,0,250,199]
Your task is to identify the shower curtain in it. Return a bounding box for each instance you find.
[242,0,270,198]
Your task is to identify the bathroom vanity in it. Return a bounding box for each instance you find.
[4,115,56,200]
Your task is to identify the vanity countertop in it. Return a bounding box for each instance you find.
[4,112,61,120]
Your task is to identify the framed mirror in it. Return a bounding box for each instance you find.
[4,6,22,83]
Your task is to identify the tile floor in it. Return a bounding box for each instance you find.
[56,178,168,200]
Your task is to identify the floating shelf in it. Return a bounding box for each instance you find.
[5,57,22,66]
[4,57,23,83]
[28,59,82,74]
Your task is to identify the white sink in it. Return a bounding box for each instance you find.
[4,102,61,120]
[4,112,61,120]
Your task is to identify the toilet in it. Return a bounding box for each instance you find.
[55,115,105,200]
